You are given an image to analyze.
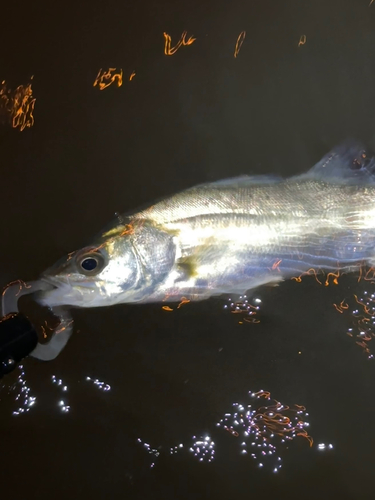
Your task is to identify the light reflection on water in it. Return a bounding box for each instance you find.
[138,389,333,473]
[336,288,375,359]
[0,360,335,475]
[0,365,111,416]
[8,364,36,416]
[4,281,375,478]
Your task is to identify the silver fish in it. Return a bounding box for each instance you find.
[38,141,375,309]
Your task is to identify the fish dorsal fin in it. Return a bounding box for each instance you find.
[293,140,375,185]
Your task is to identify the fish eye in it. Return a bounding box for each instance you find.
[77,252,105,276]
[82,258,98,271]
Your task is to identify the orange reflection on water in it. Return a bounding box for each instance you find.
[325,270,340,286]
[298,35,307,47]
[354,293,371,315]
[333,283,375,358]
[253,390,271,399]
[291,262,375,287]
[234,31,246,58]
[226,295,261,324]
[243,317,260,324]
[363,266,375,283]
[163,31,196,55]
[254,400,313,446]
[177,297,190,309]
[221,391,313,452]
[291,268,322,284]
[93,68,123,90]
[161,297,190,311]
[0,78,36,131]
[333,299,349,314]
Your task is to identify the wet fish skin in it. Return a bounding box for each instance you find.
[38,141,375,309]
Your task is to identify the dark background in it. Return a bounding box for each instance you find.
[1,0,375,498]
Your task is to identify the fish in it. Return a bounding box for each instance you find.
[37,141,375,310]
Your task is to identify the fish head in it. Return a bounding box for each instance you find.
[37,239,140,308]
[37,220,177,308]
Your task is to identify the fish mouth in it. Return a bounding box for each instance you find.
[36,275,79,308]
[1,278,75,361]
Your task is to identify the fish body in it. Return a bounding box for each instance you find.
[38,141,375,308]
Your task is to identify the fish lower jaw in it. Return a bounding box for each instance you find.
[37,291,78,309]
[36,281,85,308]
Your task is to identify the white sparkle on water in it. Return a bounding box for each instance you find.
[11,365,37,416]
[137,438,160,468]
[136,389,334,472]
[317,443,334,450]
[189,435,215,463]
[86,376,111,391]
[223,295,262,322]
[52,375,71,413]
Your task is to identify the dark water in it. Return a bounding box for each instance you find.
[1,0,375,498]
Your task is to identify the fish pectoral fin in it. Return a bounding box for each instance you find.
[175,242,220,282]
[175,255,198,282]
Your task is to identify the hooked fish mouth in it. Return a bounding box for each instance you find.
[38,274,100,308]
[1,278,75,361]
[36,275,78,308]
